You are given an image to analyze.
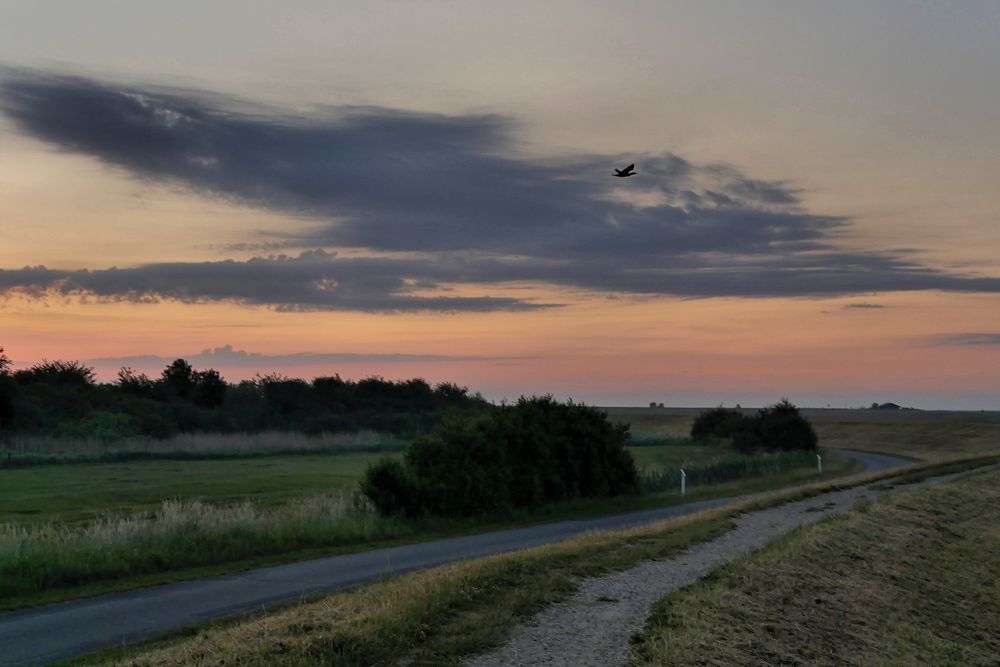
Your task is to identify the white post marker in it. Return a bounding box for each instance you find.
[817,453,823,474]
[680,468,687,496]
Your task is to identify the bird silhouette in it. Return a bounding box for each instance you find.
[614,163,636,177]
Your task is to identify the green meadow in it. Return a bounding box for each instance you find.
[0,428,852,611]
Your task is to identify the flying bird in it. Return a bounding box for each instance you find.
[614,163,636,178]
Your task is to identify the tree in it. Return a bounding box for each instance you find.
[161,359,195,398]
[16,360,96,386]
[117,367,155,396]
[192,368,227,408]
[0,347,13,429]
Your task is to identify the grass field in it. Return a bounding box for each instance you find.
[37,410,997,664]
[0,452,391,526]
[14,404,980,612]
[607,406,1000,461]
[0,436,853,611]
[0,430,405,467]
[630,467,1000,666]
[69,456,998,667]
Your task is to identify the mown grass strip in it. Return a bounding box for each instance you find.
[629,466,1000,667]
[64,456,996,667]
[0,443,409,469]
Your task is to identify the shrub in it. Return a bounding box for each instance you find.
[732,399,817,454]
[360,458,418,517]
[690,406,745,443]
[362,396,640,517]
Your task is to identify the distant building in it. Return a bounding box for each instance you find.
[870,402,902,410]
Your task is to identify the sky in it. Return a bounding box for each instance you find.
[0,0,998,408]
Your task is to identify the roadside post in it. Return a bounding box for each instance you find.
[817,453,823,474]
[680,468,687,496]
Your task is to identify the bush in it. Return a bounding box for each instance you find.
[690,406,745,443]
[362,397,640,517]
[360,458,418,517]
[732,399,817,454]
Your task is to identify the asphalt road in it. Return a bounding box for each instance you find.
[0,449,907,666]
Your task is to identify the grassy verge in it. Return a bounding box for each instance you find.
[1,452,859,612]
[64,456,994,667]
[69,511,737,667]
[630,467,1000,667]
[0,430,405,468]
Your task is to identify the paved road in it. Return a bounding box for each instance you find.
[0,449,906,666]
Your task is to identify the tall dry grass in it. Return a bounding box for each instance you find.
[637,449,823,493]
[0,492,410,601]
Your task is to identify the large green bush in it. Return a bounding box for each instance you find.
[362,396,640,517]
[732,399,818,454]
[690,406,745,443]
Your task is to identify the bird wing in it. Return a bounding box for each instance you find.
[625,163,635,172]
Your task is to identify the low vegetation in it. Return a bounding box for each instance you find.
[630,468,1000,667]
[0,452,394,526]
[0,493,409,606]
[80,509,737,667]
[0,430,404,468]
[0,442,846,610]
[362,397,639,517]
[638,448,823,493]
[690,400,818,454]
[75,457,993,666]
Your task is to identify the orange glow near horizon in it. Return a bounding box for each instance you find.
[3,286,998,408]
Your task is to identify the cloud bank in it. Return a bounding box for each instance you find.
[2,69,999,312]
[932,333,1000,346]
[89,344,522,368]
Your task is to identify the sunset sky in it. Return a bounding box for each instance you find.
[1,1,998,408]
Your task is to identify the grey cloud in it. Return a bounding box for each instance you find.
[0,251,553,312]
[90,344,522,368]
[932,333,1000,346]
[1,69,999,310]
[843,303,887,309]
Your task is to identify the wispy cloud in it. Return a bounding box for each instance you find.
[0,250,552,312]
[931,333,1000,346]
[842,303,886,309]
[2,69,999,312]
[89,344,525,368]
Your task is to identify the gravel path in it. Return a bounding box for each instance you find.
[467,464,997,667]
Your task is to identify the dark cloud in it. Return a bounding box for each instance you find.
[932,333,1000,346]
[0,251,552,312]
[2,68,999,311]
[843,303,887,309]
[89,344,523,367]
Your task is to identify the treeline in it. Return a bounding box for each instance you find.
[0,346,487,440]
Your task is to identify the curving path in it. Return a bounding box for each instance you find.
[0,449,905,666]
[468,458,997,667]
